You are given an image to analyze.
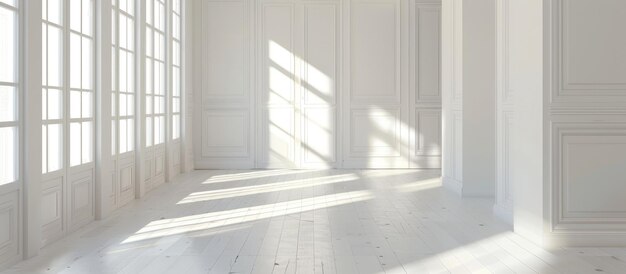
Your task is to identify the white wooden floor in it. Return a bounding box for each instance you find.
[4,170,626,274]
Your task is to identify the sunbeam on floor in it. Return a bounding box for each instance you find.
[4,170,626,274]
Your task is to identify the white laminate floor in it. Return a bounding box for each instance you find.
[4,169,626,274]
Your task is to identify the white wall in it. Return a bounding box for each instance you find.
[441,0,496,197]
[497,0,626,247]
[193,0,443,169]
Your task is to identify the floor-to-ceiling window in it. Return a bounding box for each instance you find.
[146,0,166,148]
[144,0,167,190]
[169,0,181,174]
[0,0,19,186]
[68,0,94,168]
[112,0,137,207]
[0,2,21,263]
[41,0,95,245]
[42,0,94,173]
[42,0,64,174]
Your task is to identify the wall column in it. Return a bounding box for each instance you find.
[441,0,497,197]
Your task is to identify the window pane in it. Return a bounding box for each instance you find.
[0,7,16,83]
[0,127,16,185]
[82,91,92,118]
[125,0,134,16]
[42,89,47,120]
[127,52,135,92]
[82,121,92,163]
[42,0,47,20]
[127,94,134,115]
[48,25,63,87]
[146,117,152,146]
[0,0,17,7]
[70,0,81,32]
[111,93,116,116]
[173,67,180,96]
[127,118,134,151]
[70,122,81,166]
[145,60,152,94]
[0,86,16,122]
[47,88,62,120]
[48,123,62,172]
[172,98,180,113]
[146,0,152,25]
[145,30,152,57]
[82,37,93,89]
[119,14,127,49]
[174,0,181,13]
[146,95,152,115]
[111,12,116,45]
[42,24,47,86]
[48,0,63,25]
[112,120,116,155]
[173,42,180,66]
[119,93,127,116]
[173,14,180,40]
[127,17,135,50]
[158,116,165,144]
[119,119,127,153]
[119,50,127,92]
[82,0,93,36]
[70,90,81,118]
[173,114,180,140]
[70,33,81,89]
[42,125,47,173]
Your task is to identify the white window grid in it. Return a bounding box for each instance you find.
[145,0,166,147]
[112,0,136,155]
[0,0,19,185]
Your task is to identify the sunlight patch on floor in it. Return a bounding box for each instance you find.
[201,169,313,184]
[122,189,374,243]
[179,173,360,204]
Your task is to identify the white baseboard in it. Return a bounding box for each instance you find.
[493,203,513,226]
[442,176,463,196]
[545,232,626,247]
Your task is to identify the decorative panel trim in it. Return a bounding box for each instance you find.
[201,1,251,106]
[41,177,64,246]
[552,0,626,104]
[496,111,514,207]
[415,109,442,156]
[411,2,442,104]
[349,0,401,105]
[552,122,626,231]
[201,109,251,158]
[68,169,94,230]
[349,107,402,157]
[302,107,337,165]
[302,3,338,106]
[260,3,296,106]
[0,191,19,264]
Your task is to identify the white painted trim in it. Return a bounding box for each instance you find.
[22,0,42,259]
[493,203,513,226]
[442,175,462,196]
[95,0,113,220]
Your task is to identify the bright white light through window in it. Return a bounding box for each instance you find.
[0,0,18,185]
[171,0,181,140]
[145,0,166,147]
[42,0,95,172]
[113,0,136,155]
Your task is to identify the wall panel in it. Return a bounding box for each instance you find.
[194,0,255,168]
[195,0,441,169]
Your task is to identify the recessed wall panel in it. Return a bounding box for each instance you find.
[350,2,398,103]
[202,2,248,103]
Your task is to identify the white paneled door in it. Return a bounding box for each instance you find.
[194,0,441,169]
